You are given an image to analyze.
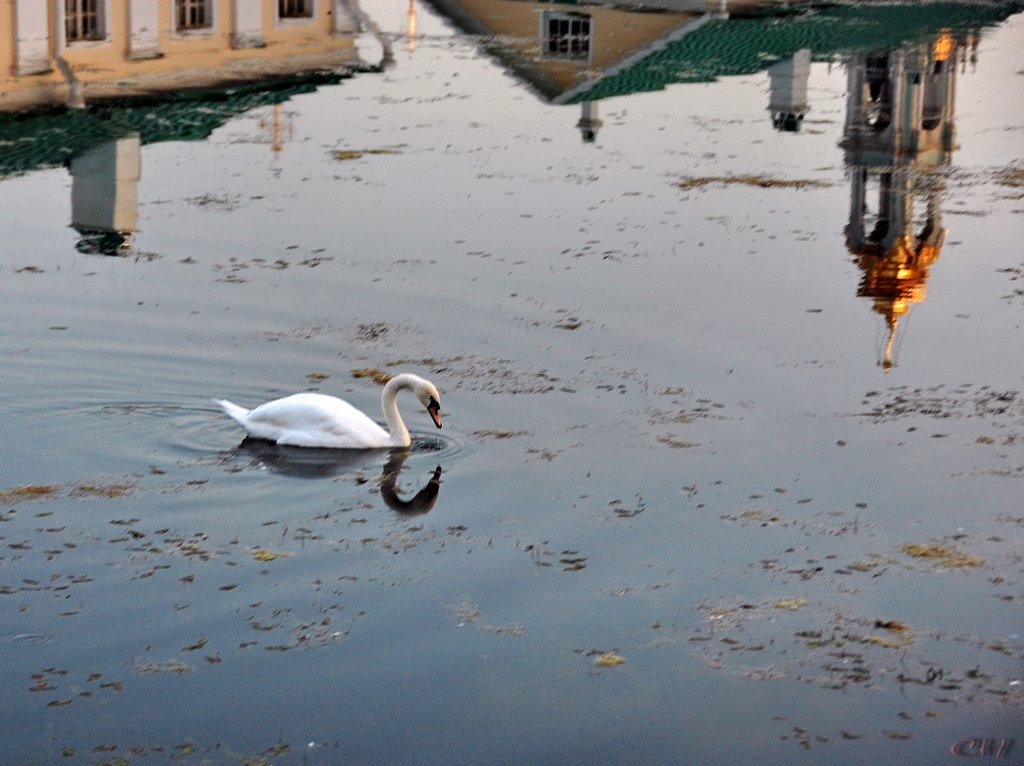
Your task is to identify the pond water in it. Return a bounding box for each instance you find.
[1,1,1022,764]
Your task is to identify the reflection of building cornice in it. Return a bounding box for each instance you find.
[420,0,1020,108]
[0,50,369,113]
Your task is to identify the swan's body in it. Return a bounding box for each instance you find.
[214,373,442,449]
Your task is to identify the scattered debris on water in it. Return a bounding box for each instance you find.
[901,543,984,568]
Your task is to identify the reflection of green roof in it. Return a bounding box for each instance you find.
[0,73,354,176]
[567,2,1023,103]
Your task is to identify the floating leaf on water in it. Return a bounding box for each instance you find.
[883,730,912,740]
[874,619,908,632]
[47,698,72,707]
[678,174,831,191]
[657,434,698,449]
[305,371,330,383]
[132,659,193,674]
[773,597,809,610]
[901,543,983,568]
[252,549,289,562]
[350,368,391,384]
[862,635,907,648]
[0,484,60,503]
[472,429,531,440]
[592,651,626,668]
[73,482,136,498]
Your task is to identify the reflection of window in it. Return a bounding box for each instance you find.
[279,0,314,18]
[542,12,591,61]
[177,0,212,31]
[65,0,104,43]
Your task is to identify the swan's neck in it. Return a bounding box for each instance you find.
[381,377,412,448]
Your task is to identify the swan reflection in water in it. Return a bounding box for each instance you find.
[238,438,443,516]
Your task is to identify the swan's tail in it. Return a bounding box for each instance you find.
[212,398,250,426]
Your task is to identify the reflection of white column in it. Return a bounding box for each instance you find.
[334,0,361,35]
[577,102,602,144]
[768,49,811,132]
[71,135,142,235]
[128,0,161,59]
[15,0,52,75]
[233,0,264,48]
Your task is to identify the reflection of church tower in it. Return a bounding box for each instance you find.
[768,49,810,132]
[842,32,963,370]
[70,134,141,255]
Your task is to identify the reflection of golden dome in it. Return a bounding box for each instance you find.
[933,31,954,63]
[854,232,944,371]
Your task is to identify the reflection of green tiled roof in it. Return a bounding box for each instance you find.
[568,2,1023,103]
[0,73,353,176]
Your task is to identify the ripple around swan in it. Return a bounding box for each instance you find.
[408,430,465,461]
[92,401,231,457]
[7,633,53,646]
[74,398,470,486]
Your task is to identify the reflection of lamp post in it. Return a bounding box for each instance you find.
[407,0,417,54]
[258,103,293,154]
[70,134,141,255]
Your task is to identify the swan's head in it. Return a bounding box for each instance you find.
[418,380,443,430]
[386,373,443,430]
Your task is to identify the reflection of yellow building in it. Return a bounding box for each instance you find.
[425,0,703,140]
[842,32,972,370]
[0,0,364,110]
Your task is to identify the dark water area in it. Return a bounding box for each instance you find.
[1,1,1022,764]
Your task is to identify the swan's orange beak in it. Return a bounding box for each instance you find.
[427,400,442,429]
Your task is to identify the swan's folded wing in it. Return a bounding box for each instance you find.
[245,393,390,448]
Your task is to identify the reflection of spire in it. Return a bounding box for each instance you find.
[273,102,282,153]
[842,32,968,370]
[768,49,810,132]
[259,103,292,154]
[70,134,141,255]
[576,101,602,143]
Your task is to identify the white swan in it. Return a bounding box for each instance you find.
[214,373,442,449]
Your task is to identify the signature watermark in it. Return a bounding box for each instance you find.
[951,739,1014,758]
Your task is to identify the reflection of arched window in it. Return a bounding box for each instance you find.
[541,12,591,61]
[865,55,891,131]
[864,171,894,244]
[921,59,946,131]
[65,0,104,43]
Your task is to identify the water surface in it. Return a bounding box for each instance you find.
[1,2,1022,764]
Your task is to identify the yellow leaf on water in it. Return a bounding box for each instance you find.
[774,597,809,610]
[593,651,626,668]
[901,543,983,568]
[252,549,288,562]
